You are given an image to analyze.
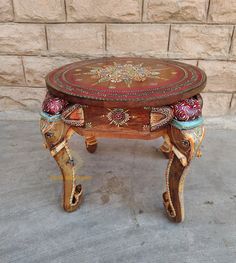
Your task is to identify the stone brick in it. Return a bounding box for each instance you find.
[230,94,236,114]
[208,0,236,23]
[107,24,169,55]
[199,60,236,92]
[47,24,105,55]
[0,86,45,111]
[0,0,13,21]
[13,0,65,22]
[143,0,208,22]
[0,56,25,86]
[169,25,233,59]
[174,60,198,66]
[201,93,231,116]
[66,0,141,22]
[23,56,79,87]
[0,24,46,55]
[231,31,236,58]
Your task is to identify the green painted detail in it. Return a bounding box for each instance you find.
[171,117,204,130]
[40,111,61,122]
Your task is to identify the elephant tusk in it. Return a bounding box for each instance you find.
[172,146,188,167]
[162,134,188,166]
[50,140,67,157]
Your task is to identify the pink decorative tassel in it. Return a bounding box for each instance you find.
[172,97,202,121]
[42,94,68,115]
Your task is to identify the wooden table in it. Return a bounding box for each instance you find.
[40,57,206,223]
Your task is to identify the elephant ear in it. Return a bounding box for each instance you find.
[150,106,173,131]
[61,104,85,127]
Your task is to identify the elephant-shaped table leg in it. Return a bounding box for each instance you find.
[40,117,83,212]
[163,124,205,222]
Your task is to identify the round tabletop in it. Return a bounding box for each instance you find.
[46,57,206,107]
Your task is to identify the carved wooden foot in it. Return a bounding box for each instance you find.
[163,124,205,222]
[40,116,83,212]
[85,135,97,153]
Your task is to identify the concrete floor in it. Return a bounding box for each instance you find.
[0,120,236,263]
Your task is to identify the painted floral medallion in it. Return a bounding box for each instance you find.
[81,62,165,88]
[106,108,130,127]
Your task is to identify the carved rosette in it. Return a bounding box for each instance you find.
[106,108,131,127]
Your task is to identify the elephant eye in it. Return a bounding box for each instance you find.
[45,132,54,138]
[182,140,190,147]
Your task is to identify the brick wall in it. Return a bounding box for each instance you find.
[0,0,236,116]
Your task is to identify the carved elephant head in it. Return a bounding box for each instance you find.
[168,125,205,163]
